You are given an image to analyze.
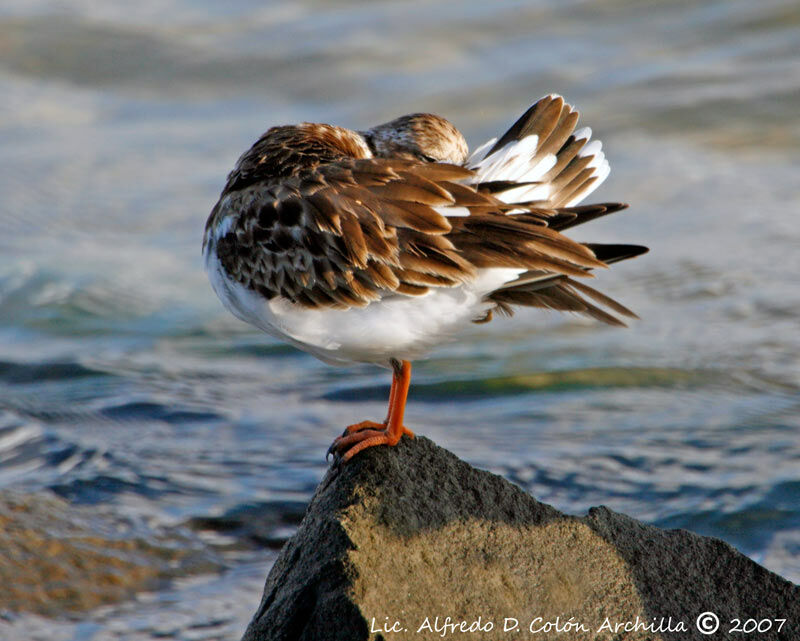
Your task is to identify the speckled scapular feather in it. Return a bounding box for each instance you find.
[203,94,647,366]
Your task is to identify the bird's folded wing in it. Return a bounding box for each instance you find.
[211,157,610,309]
[468,94,610,208]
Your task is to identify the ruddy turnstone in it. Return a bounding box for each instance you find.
[203,94,647,462]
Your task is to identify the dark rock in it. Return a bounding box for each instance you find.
[244,436,799,641]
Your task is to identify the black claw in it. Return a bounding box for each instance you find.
[326,426,353,462]
[326,439,344,464]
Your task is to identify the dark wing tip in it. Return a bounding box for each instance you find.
[586,243,649,265]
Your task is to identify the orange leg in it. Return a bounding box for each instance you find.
[340,366,401,434]
[329,359,415,462]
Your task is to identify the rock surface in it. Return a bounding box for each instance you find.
[243,436,799,641]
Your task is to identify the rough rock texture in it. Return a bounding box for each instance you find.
[244,437,799,641]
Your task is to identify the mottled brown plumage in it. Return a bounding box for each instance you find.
[204,102,645,323]
[203,95,648,462]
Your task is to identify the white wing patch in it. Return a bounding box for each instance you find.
[566,130,609,207]
[466,137,497,166]
[434,205,471,218]
[465,95,612,208]
[468,135,539,182]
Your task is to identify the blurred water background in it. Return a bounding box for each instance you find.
[1,0,799,638]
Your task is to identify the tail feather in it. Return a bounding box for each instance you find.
[548,202,628,231]
[489,278,630,327]
[584,243,649,264]
[481,241,647,326]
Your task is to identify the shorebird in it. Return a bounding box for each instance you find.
[203,94,647,462]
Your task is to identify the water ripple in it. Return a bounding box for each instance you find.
[0,0,798,631]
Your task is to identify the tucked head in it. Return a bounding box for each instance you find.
[361,113,469,165]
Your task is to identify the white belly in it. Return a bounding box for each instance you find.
[206,248,518,366]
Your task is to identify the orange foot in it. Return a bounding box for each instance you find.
[328,360,414,462]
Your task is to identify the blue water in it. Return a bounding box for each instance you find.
[1,0,799,638]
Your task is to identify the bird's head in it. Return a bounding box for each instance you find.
[361,113,468,165]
